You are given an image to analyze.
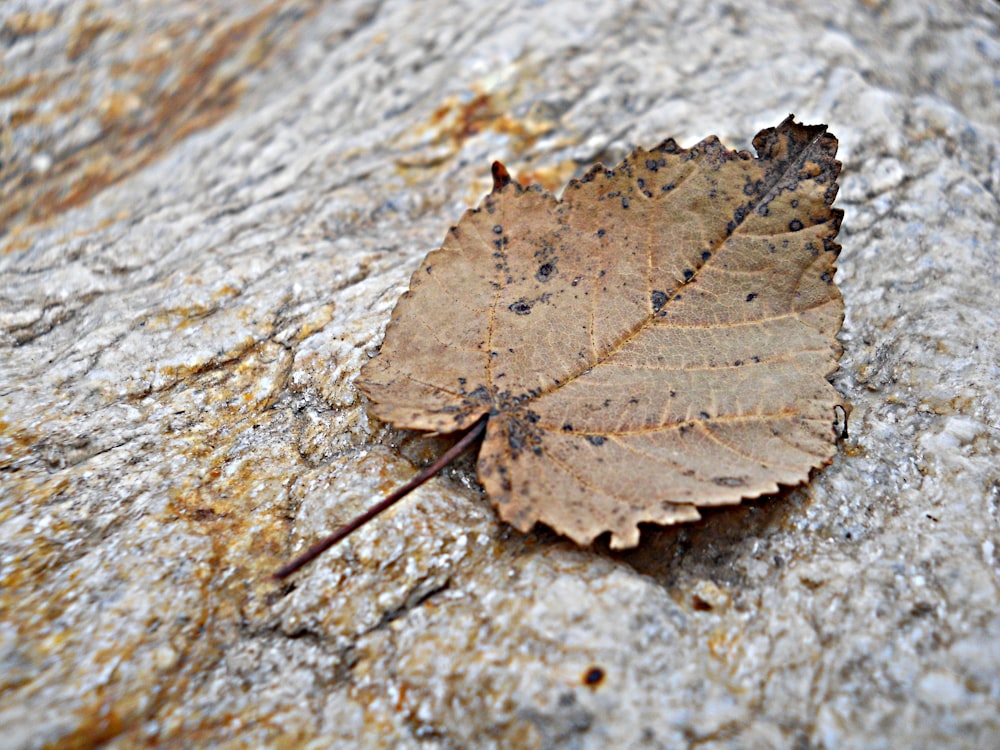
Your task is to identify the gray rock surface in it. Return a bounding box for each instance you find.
[1,1,998,747]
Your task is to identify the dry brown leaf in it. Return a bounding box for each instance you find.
[356,115,844,550]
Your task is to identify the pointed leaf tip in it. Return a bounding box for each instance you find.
[491,161,511,193]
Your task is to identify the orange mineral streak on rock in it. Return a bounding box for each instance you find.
[0,3,319,250]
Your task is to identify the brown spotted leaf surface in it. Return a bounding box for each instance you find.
[357,116,844,548]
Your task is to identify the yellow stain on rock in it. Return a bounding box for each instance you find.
[395,83,581,201]
[1,331,320,746]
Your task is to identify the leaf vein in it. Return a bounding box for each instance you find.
[695,420,802,471]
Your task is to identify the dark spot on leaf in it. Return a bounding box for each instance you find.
[597,229,606,237]
[746,293,758,302]
[701,251,711,261]
[651,290,667,312]
[699,411,710,419]
[493,225,503,234]
[621,196,630,209]
[683,269,694,281]
[789,219,803,232]
[713,476,746,487]
[562,423,574,432]
[586,436,606,446]
[536,262,556,282]
[509,300,531,315]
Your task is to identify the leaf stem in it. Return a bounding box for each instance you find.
[272,414,489,580]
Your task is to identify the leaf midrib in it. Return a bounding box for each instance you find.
[490,128,830,413]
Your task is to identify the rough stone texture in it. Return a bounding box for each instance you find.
[1,1,998,748]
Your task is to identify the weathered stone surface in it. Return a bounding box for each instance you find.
[1,1,998,748]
